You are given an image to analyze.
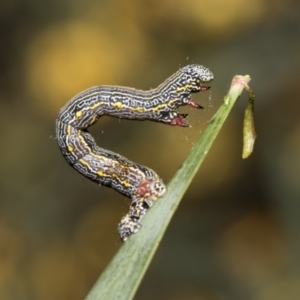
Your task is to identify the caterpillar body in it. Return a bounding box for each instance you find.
[56,64,214,241]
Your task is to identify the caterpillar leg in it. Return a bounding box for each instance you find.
[118,197,154,241]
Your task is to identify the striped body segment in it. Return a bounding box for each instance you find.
[56,64,213,241]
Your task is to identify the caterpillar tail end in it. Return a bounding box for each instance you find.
[118,215,141,242]
[117,197,153,242]
[118,179,166,241]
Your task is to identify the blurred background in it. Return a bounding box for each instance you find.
[1,0,300,299]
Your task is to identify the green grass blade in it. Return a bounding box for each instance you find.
[84,75,252,300]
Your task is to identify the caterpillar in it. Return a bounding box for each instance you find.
[56,64,214,241]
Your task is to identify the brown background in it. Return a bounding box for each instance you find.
[1,1,300,299]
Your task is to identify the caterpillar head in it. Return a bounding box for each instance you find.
[179,64,214,93]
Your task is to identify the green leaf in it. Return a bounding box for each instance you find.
[84,75,252,300]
